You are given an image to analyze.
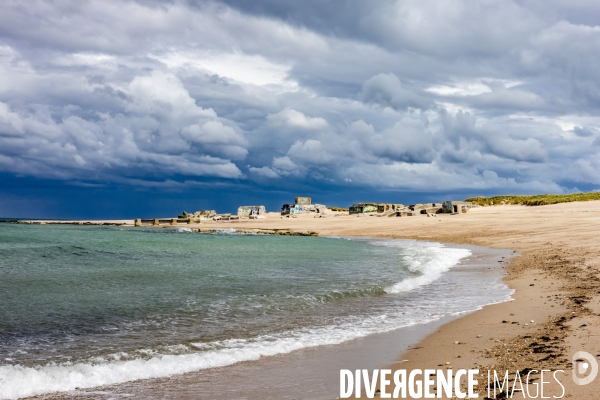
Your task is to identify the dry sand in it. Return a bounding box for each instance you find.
[22,201,600,398]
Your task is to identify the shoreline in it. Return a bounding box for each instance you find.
[376,259,571,399]
[24,240,511,400]
[17,201,600,398]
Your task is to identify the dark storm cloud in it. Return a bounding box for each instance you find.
[0,0,599,199]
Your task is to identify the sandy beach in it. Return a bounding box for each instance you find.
[195,200,600,398]
[5,1,600,398]
[19,200,600,399]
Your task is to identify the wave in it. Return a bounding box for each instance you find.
[0,317,405,398]
[0,302,499,400]
[370,240,472,293]
[312,286,387,302]
[0,239,493,399]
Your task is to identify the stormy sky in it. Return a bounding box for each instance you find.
[1,0,600,218]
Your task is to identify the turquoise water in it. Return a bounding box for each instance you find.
[0,224,510,399]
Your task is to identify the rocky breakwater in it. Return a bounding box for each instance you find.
[196,228,319,236]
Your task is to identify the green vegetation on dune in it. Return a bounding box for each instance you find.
[465,192,600,206]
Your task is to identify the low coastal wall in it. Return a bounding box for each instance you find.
[1,219,318,237]
[2,220,126,226]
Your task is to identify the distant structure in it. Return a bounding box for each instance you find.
[349,202,379,214]
[281,196,326,215]
[408,203,443,215]
[440,201,473,214]
[349,203,404,214]
[281,204,294,215]
[237,205,267,218]
[281,203,304,215]
[179,210,217,219]
[348,202,475,216]
[295,196,312,205]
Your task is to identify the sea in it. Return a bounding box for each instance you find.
[0,224,513,399]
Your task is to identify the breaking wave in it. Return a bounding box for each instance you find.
[372,240,472,293]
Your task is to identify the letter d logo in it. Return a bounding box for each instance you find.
[572,351,598,385]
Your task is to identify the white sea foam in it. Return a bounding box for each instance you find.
[373,240,472,293]
[0,239,499,399]
[0,312,456,399]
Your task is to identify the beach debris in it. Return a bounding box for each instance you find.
[398,359,409,364]
[445,362,451,365]
[476,335,482,338]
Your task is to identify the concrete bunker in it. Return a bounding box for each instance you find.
[237,205,267,218]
